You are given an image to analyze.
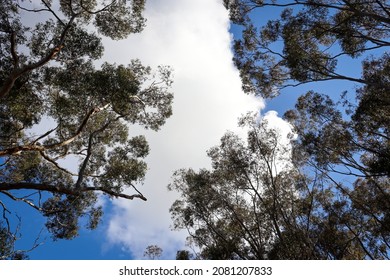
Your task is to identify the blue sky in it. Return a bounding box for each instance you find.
[3,0,358,260]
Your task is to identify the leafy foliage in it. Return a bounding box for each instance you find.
[166,1,390,260]
[284,89,390,259]
[224,0,390,97]
[0,0,173,257]
[175,249,193,260]
[144,244,163,260]
[170,114,389,259]
[0,221,34,260]
[218,0,390,259]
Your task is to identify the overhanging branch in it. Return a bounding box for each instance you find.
[0,104,109,157]
[0,182,147,201]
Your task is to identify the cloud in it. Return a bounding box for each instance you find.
[262,110,295,142]
[102,0,279,259]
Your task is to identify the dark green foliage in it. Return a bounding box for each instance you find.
[175,250,193,260]
[221,0,390,259]
[143,245,163,260]
[283,89,390,259]
[0,223,14,259]
[170,117,303,259]
[225,0,390,97]
[0,0,173,257]
[169,115,389,259]
[0,222,30,260]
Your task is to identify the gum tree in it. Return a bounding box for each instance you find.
[223,0,390,259]
[169,115,371,259]
[0,0,173,256]
[224,0,390,97]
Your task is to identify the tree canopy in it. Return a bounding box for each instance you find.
[169,116,300,259]
[224,0,390,97]
[0,0,173,258]
[169,113,388,259]
[168,0,390,260]
[143,244,163,260]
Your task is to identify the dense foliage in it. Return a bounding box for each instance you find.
[224,0,390,97]
[169,0,389,259]
[0,0,173,258]
[228,0,390,260]
[169,116,370,259]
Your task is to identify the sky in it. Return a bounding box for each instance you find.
[14,0,295,260]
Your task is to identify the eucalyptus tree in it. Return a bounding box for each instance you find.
[224,0,390,180]
[284,89,390,259]
[169,115,372,259]
[224,0,390,97]
[170,0,390,259]
[143,245,163,260]
[223,0,390,259]
[0,0,173,256]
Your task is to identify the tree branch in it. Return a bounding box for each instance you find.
[80,0,117,15]
[39,150,77,177]
[248,0,390,25]
[0,12,77,99]
[0,104,109,157]
[0,191,42,211]
[0,182,147,201]
[30,126,58,145]
[41,0,66,25]
[0,200,11,232]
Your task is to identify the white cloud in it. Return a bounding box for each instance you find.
[262,110,295,143]
[261,110,296,174]
[101,0,290,259]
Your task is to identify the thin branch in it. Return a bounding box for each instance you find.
[0,12,77,99]
[130,183,146,198]
[30,126,58,145]
[249,0,390,25]
[41,0,65,25]
[0,191,42,211]
[374,0,390,18]
[0,182,147,201]
[86,186,147,201]
[80,0,117,15]
[16,5,50,13]
[0,157,11,167]
[0,200,12,232]
[0,104,109,157]
[39,150,77,176]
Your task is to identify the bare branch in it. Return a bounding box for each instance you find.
[41,0,65,25]
[86,186,147,201]
[374,0,390,18]
[0,191,42,211]
[30,126,58,145]
[0,200,12,232]
[39,150,77,176]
